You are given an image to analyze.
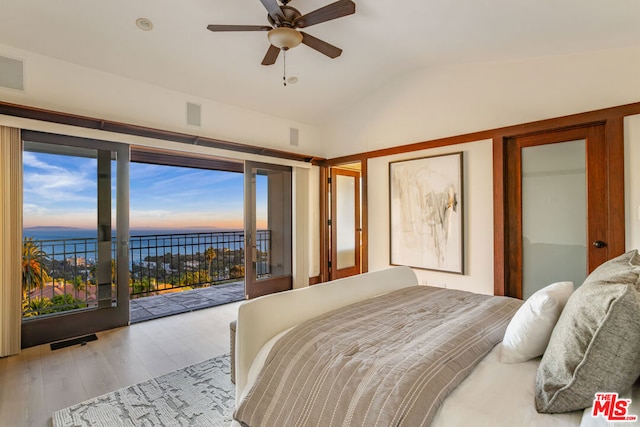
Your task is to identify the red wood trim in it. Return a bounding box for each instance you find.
[505,137,524,299]
[308,275,321,285]
[323,102,639,298]
[605,117,626,257]
[492,137,506,296]
[326,101,640,163]
[0,101,324,164]
[361,159,369,273]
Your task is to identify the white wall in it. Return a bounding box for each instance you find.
[0,43,323,157]
[325,47,640,295]
[625,115,640,252]
[368,140,495,295]
[323,47,640,158]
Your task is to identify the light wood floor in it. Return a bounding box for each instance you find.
[0,301,242,427]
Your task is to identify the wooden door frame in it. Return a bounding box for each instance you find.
[330,167,362,280]
[493,119,625,297]
[318,159,369,283]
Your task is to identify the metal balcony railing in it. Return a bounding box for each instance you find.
[21,230,270,318]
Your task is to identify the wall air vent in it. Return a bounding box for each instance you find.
[186,102,201,127]
[0,55,24,91]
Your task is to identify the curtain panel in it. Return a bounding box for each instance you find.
[0,126,22,356]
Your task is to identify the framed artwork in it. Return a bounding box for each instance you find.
[389,152,463,274]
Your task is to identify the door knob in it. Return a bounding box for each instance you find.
[593,240,607,249]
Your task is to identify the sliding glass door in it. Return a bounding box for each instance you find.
[244,161,292,299]
[21,131,129,347]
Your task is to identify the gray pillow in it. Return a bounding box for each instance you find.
[535,250,640,413]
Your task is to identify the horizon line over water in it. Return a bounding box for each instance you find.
[23,226,246,241]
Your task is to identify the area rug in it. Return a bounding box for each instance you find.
[52,354,235,427]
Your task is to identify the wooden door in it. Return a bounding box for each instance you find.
[330,167,361,279]
[503,123,624,298]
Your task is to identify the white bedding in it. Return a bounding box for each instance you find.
[240,335,584,426]
[232,267,640,426]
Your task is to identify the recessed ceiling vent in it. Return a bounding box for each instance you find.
[186,102,201,127]
[0,55,24,91]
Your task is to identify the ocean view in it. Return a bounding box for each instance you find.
[22,227,263,266]
[23,226,243,241]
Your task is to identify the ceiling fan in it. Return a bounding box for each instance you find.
[207,0,356,66]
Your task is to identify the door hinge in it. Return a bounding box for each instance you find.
[328,176,332,184]
[328,261,332,268]
[328,219,332,226]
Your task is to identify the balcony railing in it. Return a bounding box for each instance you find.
[21,230,270,318]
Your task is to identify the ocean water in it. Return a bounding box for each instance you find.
[22,227,260,264]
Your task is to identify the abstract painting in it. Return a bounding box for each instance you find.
[389,152,463,273]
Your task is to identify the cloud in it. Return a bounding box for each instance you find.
[23,152,96,204]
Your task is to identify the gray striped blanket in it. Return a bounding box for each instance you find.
[234,286,522,427]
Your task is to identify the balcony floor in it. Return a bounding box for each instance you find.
[129,281,245,323]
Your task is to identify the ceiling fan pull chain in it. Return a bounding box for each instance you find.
[283,49,287,87]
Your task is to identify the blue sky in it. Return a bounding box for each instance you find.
[23,151,263,230]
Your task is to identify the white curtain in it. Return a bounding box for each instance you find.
[0,126,22,356]
[293,167,310,289]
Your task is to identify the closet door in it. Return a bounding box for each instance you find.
[504,124,623,299]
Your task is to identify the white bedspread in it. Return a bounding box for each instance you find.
[431,343,582,426]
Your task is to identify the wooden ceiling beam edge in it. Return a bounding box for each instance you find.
[0,101,325,165]
[325,101,640,164]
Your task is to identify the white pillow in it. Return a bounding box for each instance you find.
[500,281,574,363]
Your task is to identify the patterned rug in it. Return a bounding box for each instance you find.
[52,354,235,427]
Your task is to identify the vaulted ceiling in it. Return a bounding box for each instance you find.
[1,0,639,125]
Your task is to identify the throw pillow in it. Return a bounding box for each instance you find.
[535,250,640,413]
[501,281,574,364]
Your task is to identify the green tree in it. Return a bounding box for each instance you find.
[229,264,245,279]
[22,237,51,298]
[181,270,211,286]
[72,275,85,298]
[205,247,216,278]
[23,297,53,317]
[51,294,87,312]
[132,277,156,297]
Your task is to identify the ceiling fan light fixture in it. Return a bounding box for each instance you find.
[267,27,303,50]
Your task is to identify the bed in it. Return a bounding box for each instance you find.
[232,251,640,427]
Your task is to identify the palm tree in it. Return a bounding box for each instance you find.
[205,247,216,279]
[72,275,85,298]
[22,237,51,298]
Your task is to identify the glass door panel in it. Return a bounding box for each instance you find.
[21,132,129,347]
[521,140,587,298]
[244,161,292,299]
[336,174,356,269]
[330,167,361,279]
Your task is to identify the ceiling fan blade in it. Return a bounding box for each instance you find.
[207,24,272,32]
[260,0,285,23]
[301,32,342,58]
[261,44,281,66]
[294,0,355,28]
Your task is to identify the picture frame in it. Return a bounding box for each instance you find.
[389,152,464,274]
